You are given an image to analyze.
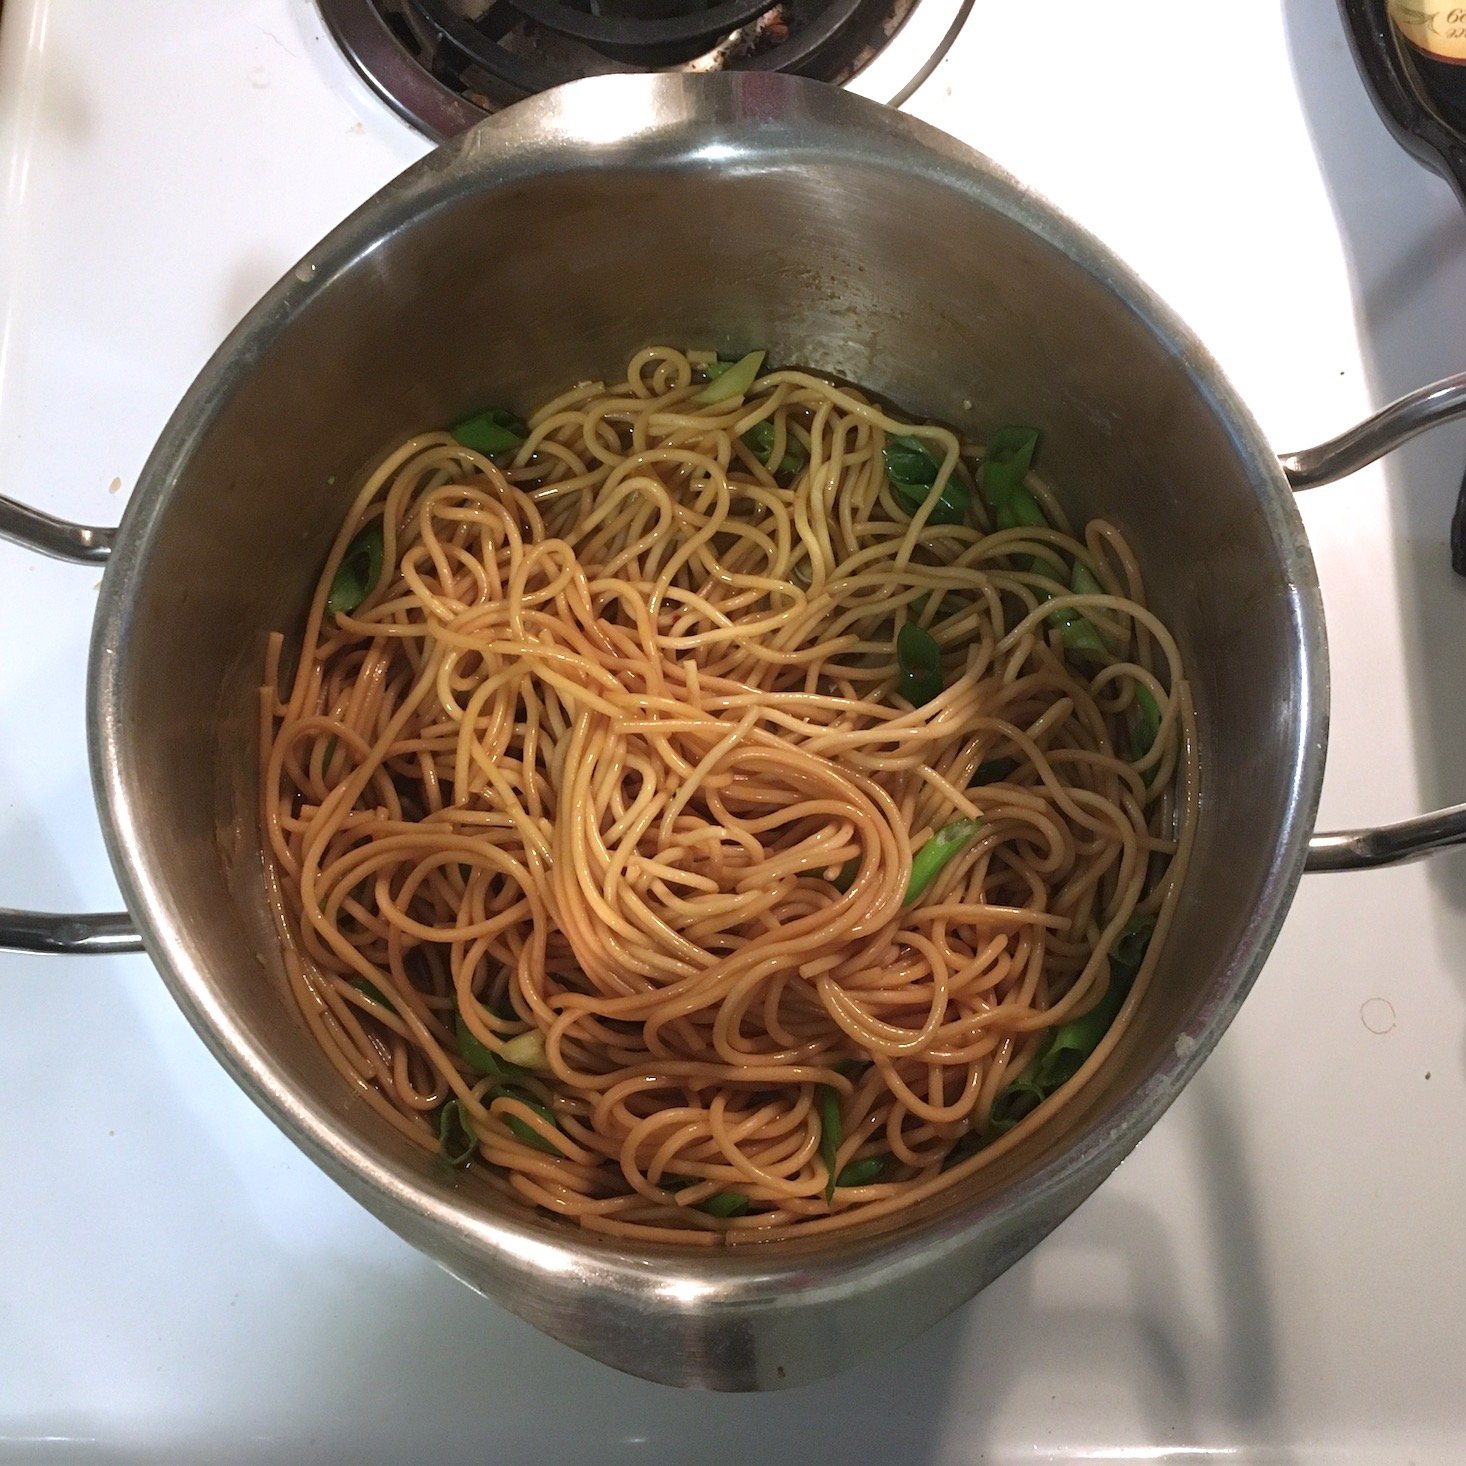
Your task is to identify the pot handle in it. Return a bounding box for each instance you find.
[0,495,144,953]
[1279,372,1466,873]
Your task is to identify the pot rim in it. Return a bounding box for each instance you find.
[85,70,1327,1334]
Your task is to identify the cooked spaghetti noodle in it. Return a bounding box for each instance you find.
[261,346,1196,1245]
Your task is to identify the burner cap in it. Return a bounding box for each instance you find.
[319,0,966,139]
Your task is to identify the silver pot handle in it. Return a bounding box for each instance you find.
[0,497,118,564]
[0,495,143,954]
[1280,372,1466,873]
[1279,372,1466,490]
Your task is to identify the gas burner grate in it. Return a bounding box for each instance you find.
[319,0,942,138]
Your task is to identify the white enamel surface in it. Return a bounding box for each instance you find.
[2,1,1464,1460]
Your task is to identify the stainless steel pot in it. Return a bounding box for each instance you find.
[3,73,1464,1392]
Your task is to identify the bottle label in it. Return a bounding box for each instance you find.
[1390,2,1466,63]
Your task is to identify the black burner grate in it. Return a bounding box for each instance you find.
[320,0,922,137]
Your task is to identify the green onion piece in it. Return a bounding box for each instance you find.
[741,419,806,475]
[972,757,1019,785]
[696,1191,751,1219]
[349,977,394,1011]
[701,359,734,383]
[1071,562,1104,597]
[818,1085,843,1201]
[1112,911,1157,972]
[454,1012,528,1079]
[1047,600,1107,658]
[994,486,1048,532]
[1033,964,1138,1093]
[695,350,764,405]
[501,1093,564,1156]
[988,1072,1046,1132]
[903,818,983,906]
[451,406,527,456]
[992,911,1158,1126]
[884,435,969,525]
[835,1155,888,1188]
[884,434,938,490]
[1045,562,1110,657]
[831,858,859,893]
[438,1100,476,1169]
[834,1058,866,1079]
[896,622,944,707]
[1130,684,1162,764]
[326,521,384,617]
[994,487,1064,580]
[942,1130,987,1169]
[499,1030,549,1071]
[983,426,1041,508]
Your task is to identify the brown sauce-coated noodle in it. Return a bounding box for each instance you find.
[261,346,1197,1245]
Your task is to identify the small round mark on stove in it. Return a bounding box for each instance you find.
[1360,997,1396,1035]
[294,261,318,283]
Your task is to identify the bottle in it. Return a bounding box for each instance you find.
[1388,2,1466,130]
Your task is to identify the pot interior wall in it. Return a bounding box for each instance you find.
[100,91,1319,1304]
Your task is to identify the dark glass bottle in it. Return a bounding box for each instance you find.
[1389,3,1466,127]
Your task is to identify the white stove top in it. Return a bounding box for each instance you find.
[2,2,1463,1460]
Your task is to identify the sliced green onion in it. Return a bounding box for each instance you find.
[972,757,1019,785]
[1047,600,1107,658]
[884,435,969,525]
[903,818,983,906]
[451,406,527,456]
[830,858,859,893]
[988,1072,1046,1133]
[1044,561,1110,657]
[454,1012,528,1079]
[1033,983,1132,1094]
[818,1085,843,1201]
[499,1029,550,1072]
[835,1155,888,1188]
[885,434,939,488]
[991,911,1158,1129]
[942,1130,987,1169]
[696,1191,751,1218]
[994,486,1048,532]
[701,358,734,383]
[983,426,1041,508]
[742,419,806,475]
[1071,562,1104,597]
[501,1093,564,1156]
[438,1100,476,1169]
[349,977,394,1011]
[695,350,764,405]
[1112,911,1157,971]
[1130,684,1162,765]
[326,521,384,617]
[896,622,944,707]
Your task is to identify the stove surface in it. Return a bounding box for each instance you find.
[1,2,1464,1462]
